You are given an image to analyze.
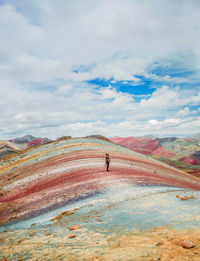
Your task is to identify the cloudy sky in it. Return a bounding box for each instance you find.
[0,0,200,139]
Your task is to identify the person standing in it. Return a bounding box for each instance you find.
[105,153,110,172]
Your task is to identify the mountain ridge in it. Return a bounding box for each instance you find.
[110,135,200,177]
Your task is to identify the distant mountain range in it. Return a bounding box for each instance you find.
[0,135,51,160]
[9,134,51,146]
[1,134,199,178]
[110,135,200,177]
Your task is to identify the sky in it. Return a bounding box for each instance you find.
[0,0,200,139]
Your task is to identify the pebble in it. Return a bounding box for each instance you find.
[68,233,75,238]
[181,196,189,201]
[182,240,195,249]
[176,194,197,200]
[69,225,78,230]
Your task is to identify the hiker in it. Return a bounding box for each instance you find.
[105,153,110,172]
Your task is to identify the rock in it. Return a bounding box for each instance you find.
[177,194,196,200]
[29,231,36,237]
[53,210,75,223]
[68,233,75,238]
[17,239,23,245]
[155,242,163,246]
[69,225,78,230]
[151,257,160,261]
[182,240,195,249]
[181,196,189,201]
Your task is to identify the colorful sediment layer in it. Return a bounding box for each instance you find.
[0,137,200,225]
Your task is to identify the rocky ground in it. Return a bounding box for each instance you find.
[1,188,200,261]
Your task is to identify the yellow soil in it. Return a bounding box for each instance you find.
[1,226,200,260]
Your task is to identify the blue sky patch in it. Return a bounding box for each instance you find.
[188,105,200,112]
[87,77,156,96]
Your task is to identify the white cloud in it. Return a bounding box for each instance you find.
[71,57,147,82]
[139,86,200,111]
[177,107,190,116]
[47,117,200,138]
[2,0,200,83]
[0,80,199,139]
[0,0,200,139]
[140,86,178,109]
[56,84,73,94]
